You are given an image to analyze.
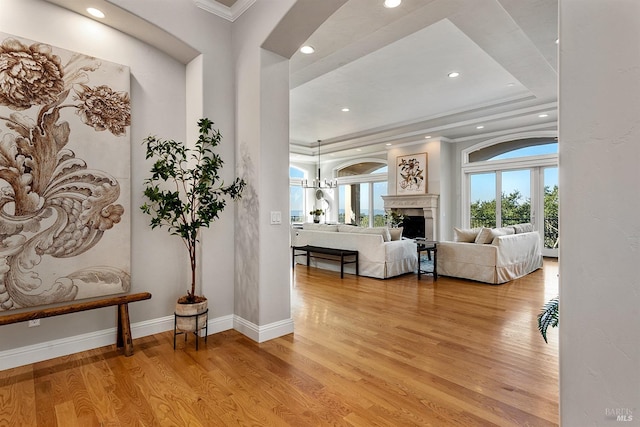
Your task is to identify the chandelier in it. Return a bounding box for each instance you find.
[301,140,337,189]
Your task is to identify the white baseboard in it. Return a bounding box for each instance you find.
[0,314,235,371]
[0,314,292,370]
[233,315,294,342]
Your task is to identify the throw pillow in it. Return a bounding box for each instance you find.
[494,226,515,236]
[389,227,403,241]
[474,227,493,244]
[454,227,481,242]
[512,223,534,233]
[338,224,357,233]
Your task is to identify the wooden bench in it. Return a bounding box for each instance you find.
[0,292,152,356]
[292,245,359,278]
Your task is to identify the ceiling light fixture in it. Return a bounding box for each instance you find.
[538,113,549,118]
[86,7,105,18]
[384,0,402,8]
[386,143,392,146]
[341,107,350,112]
[301,140,337,189]
[476,125,484,129]
[424,135,431,139]
[448,71,460,78]
[300,45,315,54]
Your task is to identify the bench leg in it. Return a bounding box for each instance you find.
[117,303,134,356]
[340,253,345,278]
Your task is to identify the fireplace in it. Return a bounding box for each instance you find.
[382,194,439,240]
[401,216,426,239]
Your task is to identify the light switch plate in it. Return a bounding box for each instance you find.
[270,211,282,225]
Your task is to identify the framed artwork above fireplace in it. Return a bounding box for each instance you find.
[396,153,427,194]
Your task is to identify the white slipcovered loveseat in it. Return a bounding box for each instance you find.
[436,223,543,284]
[291,223,417,279]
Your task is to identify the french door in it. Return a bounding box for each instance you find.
[468,166,558,257]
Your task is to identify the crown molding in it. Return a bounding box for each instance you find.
[194,0,256,22]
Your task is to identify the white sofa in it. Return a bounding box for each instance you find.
[436,224,543,284]
[291,224,417,279]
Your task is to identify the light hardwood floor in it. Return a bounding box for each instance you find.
[0,259,559,426]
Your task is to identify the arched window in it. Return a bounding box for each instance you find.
[468,137,558,162]
[335,160,387,227]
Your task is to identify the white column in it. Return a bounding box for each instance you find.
[560,1,640,423]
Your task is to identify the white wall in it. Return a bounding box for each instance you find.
[0,0,239,367]
[438,141,455,241]
[0,0,187,352]
[231,0,297,334]
[111,0,238,323]
[559,1,640,424]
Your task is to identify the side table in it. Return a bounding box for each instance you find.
[416,239,438,280]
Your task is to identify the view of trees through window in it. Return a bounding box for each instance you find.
[470,185,558,249]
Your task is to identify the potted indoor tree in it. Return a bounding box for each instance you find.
[141,118,245,332]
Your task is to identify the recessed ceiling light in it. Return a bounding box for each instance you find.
[538,113,549,118]
[424,135,431,139]
[384,0,402,8]
[507,83,515,87]
[356,149,362,152]
[555,38,559,45]
[341,107,350,112]
[86,7,105,18]
[300,45,315,54]
[448,71,460,78]
[386,143,392,146]
[476,125,484,129]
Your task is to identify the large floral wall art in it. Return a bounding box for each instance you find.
[0,33,131,311]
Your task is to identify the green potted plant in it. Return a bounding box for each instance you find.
[384,210,406,228]
[537,296,559,343]
[141,118,245,332]
[310,208,324,223]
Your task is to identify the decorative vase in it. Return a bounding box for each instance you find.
[175,298,208,332]
[313,215,320,223]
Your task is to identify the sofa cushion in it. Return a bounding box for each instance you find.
[474,227,493,244]
[475,226,514,244]
[389,227,403,241]
[512,223,534,233]
[302,223,338,232]
[339,225,391,242]
[453,227,481,242]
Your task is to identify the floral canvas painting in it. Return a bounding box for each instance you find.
[0,33,131,311]
[396,153,427,194]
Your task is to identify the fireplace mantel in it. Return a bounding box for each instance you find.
[382,194,439,240]
[381,194,438,209]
